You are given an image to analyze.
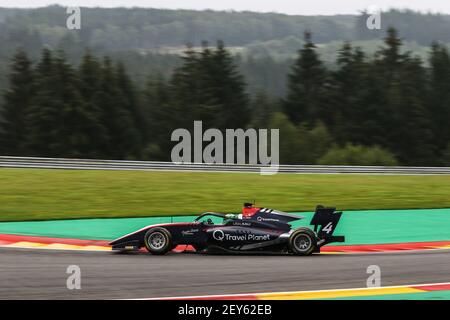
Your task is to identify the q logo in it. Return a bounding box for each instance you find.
[213,230,225,241]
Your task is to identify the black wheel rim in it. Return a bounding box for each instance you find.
[148,232,166,250]
[294,234,312,252]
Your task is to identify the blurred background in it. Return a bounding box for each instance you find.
[0,2,449,166]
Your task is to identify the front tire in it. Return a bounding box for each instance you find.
[289,228,317,256]
[144,227,173,255]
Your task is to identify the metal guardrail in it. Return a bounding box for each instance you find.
[0,156,449,174]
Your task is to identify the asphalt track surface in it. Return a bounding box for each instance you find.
[0,247,449,299]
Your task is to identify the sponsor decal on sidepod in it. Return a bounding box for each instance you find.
[181,229,199,236]
[213,229,270,241]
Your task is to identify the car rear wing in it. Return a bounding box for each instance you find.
[310,206,345,247]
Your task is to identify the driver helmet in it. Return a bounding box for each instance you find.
[242,203,259,218]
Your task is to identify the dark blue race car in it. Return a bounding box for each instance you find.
[110,204,345,256]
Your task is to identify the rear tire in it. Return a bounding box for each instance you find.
[144,227,173,255]
[289,228,317,256]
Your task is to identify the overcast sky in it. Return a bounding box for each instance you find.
[1,0,450,15]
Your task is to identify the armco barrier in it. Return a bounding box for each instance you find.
[0,156,449,174]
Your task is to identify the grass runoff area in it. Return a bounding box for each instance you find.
[0,168,450,222]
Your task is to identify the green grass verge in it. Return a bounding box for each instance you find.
[1,168,450,221]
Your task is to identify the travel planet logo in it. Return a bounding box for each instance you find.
[213,230,225,241]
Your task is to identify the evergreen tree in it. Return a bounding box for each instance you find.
[116,61,146,155]
[25,48,60,156]
[52,52,101,157]
[78,51,102,101]
[330,43,371,144]
[373,28,435,164]
[169,45,204,129]
[428,42,450,164]
[143,74,172,160]
[77,51,109,158]
[169,41,249,131]
[284,31,328,125]
[93,57,140,159]
[209,40,250,129]
[0,49,33,155]
[393,56,436,165]
[26,50,104,157]
[363,28,406,148]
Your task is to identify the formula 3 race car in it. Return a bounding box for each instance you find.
[110,204,344,255]
[110,204,345,256]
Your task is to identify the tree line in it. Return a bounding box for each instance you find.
[0,28,449,165]
[2,8,450,101]
[3,7,450,50]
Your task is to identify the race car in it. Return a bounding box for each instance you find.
[110,204,345,256]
